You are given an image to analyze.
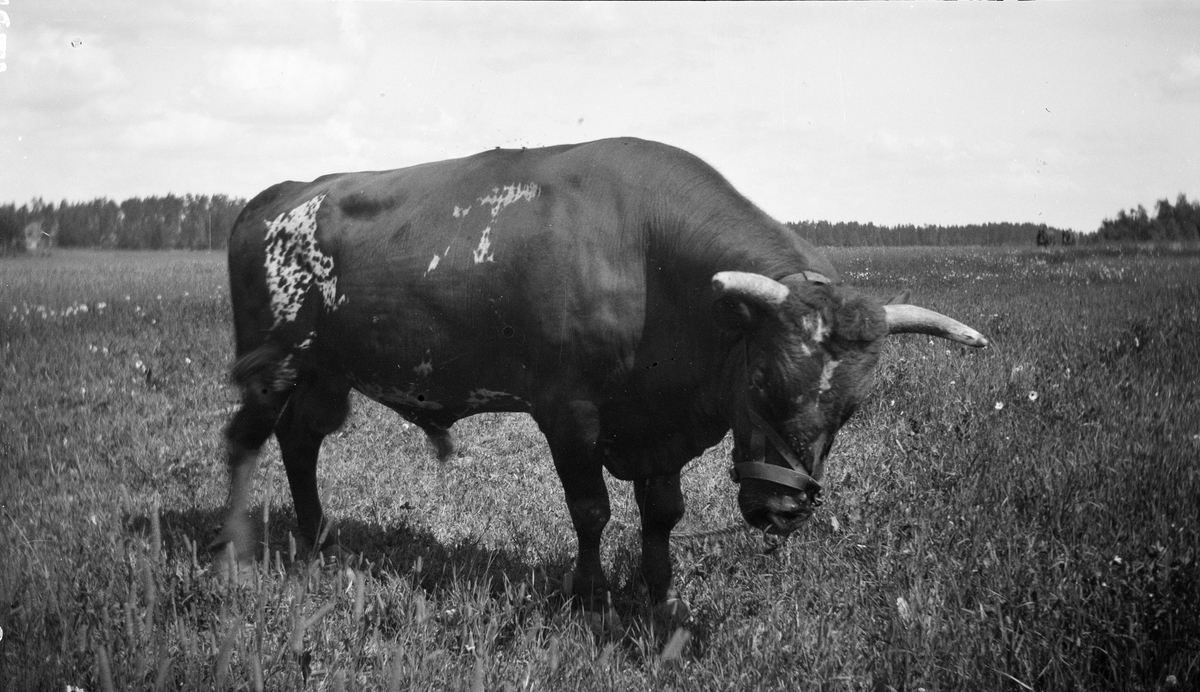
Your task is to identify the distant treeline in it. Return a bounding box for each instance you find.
[3,192,1198,253]
[792,194,1200,247]
[1096,194,1200,243]
[786,220,1076,247]
[0,195,247,252]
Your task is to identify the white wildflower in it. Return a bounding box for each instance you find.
[994,401,1004,411]
[1028,391,1039,402]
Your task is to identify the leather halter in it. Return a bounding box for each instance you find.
[727,270,830,500]
[729,407,822,498]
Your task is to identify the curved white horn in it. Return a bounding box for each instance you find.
[884,304,989,347]
[712,271,789,307]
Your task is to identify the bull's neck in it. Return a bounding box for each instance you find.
[633,158,835,434]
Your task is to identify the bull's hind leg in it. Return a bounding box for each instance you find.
[273,374,350,556]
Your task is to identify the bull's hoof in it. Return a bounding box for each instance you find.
[291,532,353,566]
[653,597,692,630]
[317,543,357,566]
[584,607,625,641]
[211,544,256,585]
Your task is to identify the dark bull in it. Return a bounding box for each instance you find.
[213,138,987,628]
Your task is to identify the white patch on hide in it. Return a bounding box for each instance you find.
[471,183,540,264]
[413,357,433,378]
[818,359,841,394]
[480,183,540,213]
[349,377,444,410]
[453,205,471,219]
[425,246,451,277]
[803,314,830,343]
[472,229,494,264]
[466,388,526,407]
[263,193,346,327]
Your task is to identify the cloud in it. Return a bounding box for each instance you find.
[3,0,1196,233]
[1160,53,1200,100]
[120,110,231,151]
[5,28,127,111]
[208,46,353,121]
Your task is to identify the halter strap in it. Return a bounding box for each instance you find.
[729,407,823,497]
[796,270,831,285]
[726,269,829,497]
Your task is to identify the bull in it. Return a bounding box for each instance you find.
[214,138,986,625]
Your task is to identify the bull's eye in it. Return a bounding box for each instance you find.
[750,369,767,390]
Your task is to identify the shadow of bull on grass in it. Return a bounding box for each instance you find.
[124,505,567,591]
[120,504,717,654]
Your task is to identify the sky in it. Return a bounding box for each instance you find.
[2,1,1198,233]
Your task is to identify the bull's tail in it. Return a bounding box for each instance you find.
[231,343,298,401]
[214,342,298,571]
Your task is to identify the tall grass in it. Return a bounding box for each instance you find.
[1,246,1196,690]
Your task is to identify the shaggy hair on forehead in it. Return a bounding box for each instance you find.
[780,283,887,347]
[830,290,888,345]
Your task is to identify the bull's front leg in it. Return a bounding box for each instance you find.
[536,400,622,635]
[633,474,691,628]
[558,462,612,608]
[555,456,624,638]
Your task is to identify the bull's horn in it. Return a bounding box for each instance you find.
[884,304,989,347]
[712,271,789,307]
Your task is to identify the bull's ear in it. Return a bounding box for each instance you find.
[712,271,787,332]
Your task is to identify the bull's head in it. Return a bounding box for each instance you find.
[712,271,987,535]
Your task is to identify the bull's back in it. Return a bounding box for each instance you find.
[227,143,653,415]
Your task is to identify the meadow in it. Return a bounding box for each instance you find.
[1,245,1197,691]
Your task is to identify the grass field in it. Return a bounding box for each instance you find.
[1,246,1197,691]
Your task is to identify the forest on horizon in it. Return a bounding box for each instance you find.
[2,192,1197,253]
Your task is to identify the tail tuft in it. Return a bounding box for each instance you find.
[231,344,297,399]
